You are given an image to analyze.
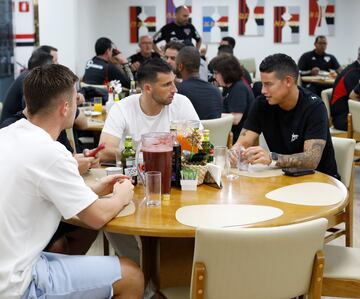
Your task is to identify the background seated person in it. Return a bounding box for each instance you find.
[212,54,255,143]
[128,35,160,77]
[298,35,342,95]
[83,37,130,88]
[99,58,200,162]
[350,82,360,100]
[0,64,143,299]
[233,53,339,179]
[176,46,222,120]
[330,50,360,130]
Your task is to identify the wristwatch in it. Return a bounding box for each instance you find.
[270,152,279,162]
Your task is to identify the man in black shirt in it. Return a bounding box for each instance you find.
[153,5,201,54]
[128,35,160,76]
[298,36,342,95]
[176,46,222,120]
[82,37,130,88]
[330,53,360,130]
[233,53,338,178]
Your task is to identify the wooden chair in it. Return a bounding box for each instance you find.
[201,114,234,147]
[322,245,360,298]
[325,137,355,247]
[160,218,328,299]
[347,99,360,160]
[320,88,348,137]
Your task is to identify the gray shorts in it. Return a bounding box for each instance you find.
[21,252,121,299]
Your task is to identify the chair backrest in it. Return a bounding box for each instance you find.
[321,88,333,126]
[191,218,328,299]
[201,114,234,147]
[66,128,76,152]
[331,137,355,188]
[348,99,360,133]
[238,58,256,78]
[0,102,3,120]
[80,82,108,90]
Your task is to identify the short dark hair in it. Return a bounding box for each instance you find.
[259,53,299,81]
[175,5,188,13]
[315,35,326,43]
[217,44,233,55]
[213,54,243,84]
[24,64,78,115]
[38,45,58,53]
[176,46,200,73]
[95,37,112,56]
[221,36,236,49]
[164,41,185,52]
[137,58,172,86]
[28,50,53,70]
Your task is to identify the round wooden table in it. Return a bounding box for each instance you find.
[83,168,347,237]
[81,168,348,290]
[301,75,335,86]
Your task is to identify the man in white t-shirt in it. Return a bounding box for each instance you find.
[99,58,200,161]
[0,64,144,299]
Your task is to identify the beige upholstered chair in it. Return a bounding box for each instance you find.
[321,88,347,137]
[238,58,256,79]
[347,99,360,159]
[322,245,360,297]
[325,137,355,246]
[160,218,328,299]
[65,128,76,152]
[201,114,234,147]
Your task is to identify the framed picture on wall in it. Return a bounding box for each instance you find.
[202,6,229,44]
[129,6,157,43]
[309,0,335,36]
[166,0,193,24]
[238,0,264,36]
[273,6,300,44]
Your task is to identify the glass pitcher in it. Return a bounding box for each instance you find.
[136,132,173,200]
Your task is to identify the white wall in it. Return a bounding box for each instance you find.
[38,0,360,77]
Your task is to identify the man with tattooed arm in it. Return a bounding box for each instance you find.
[232,53,339,178]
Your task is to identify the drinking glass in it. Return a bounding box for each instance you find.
[115,149,123,170]
[82,102,92,116]
[145,171,162,207]
[214,146,227,174]
[226,149,240,180]
[93,97,103,113]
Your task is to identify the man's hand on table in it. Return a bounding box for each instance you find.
[74,153,99,175]
[240,146,272,166]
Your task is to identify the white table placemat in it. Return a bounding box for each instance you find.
[236,164,283,178]
[176,204,283,228]
[266,182,346,206]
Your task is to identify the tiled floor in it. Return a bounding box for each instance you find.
[87,167,360,298]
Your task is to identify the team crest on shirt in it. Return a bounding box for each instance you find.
[291,133,299,142]
[184,28,191,35]
[324,56,331,62]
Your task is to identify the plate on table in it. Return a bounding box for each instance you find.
[90,111,101,116]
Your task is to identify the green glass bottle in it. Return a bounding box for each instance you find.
[121,136,137,185]
[201,130,214,162]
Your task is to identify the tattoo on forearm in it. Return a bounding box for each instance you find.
[240,129,248,137]
[276,139,325,169]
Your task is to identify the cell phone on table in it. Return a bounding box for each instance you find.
[85,143,105,157]
[282,168,315,177]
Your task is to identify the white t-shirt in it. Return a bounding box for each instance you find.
[0,119,98,299]
[102,93,201,149]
